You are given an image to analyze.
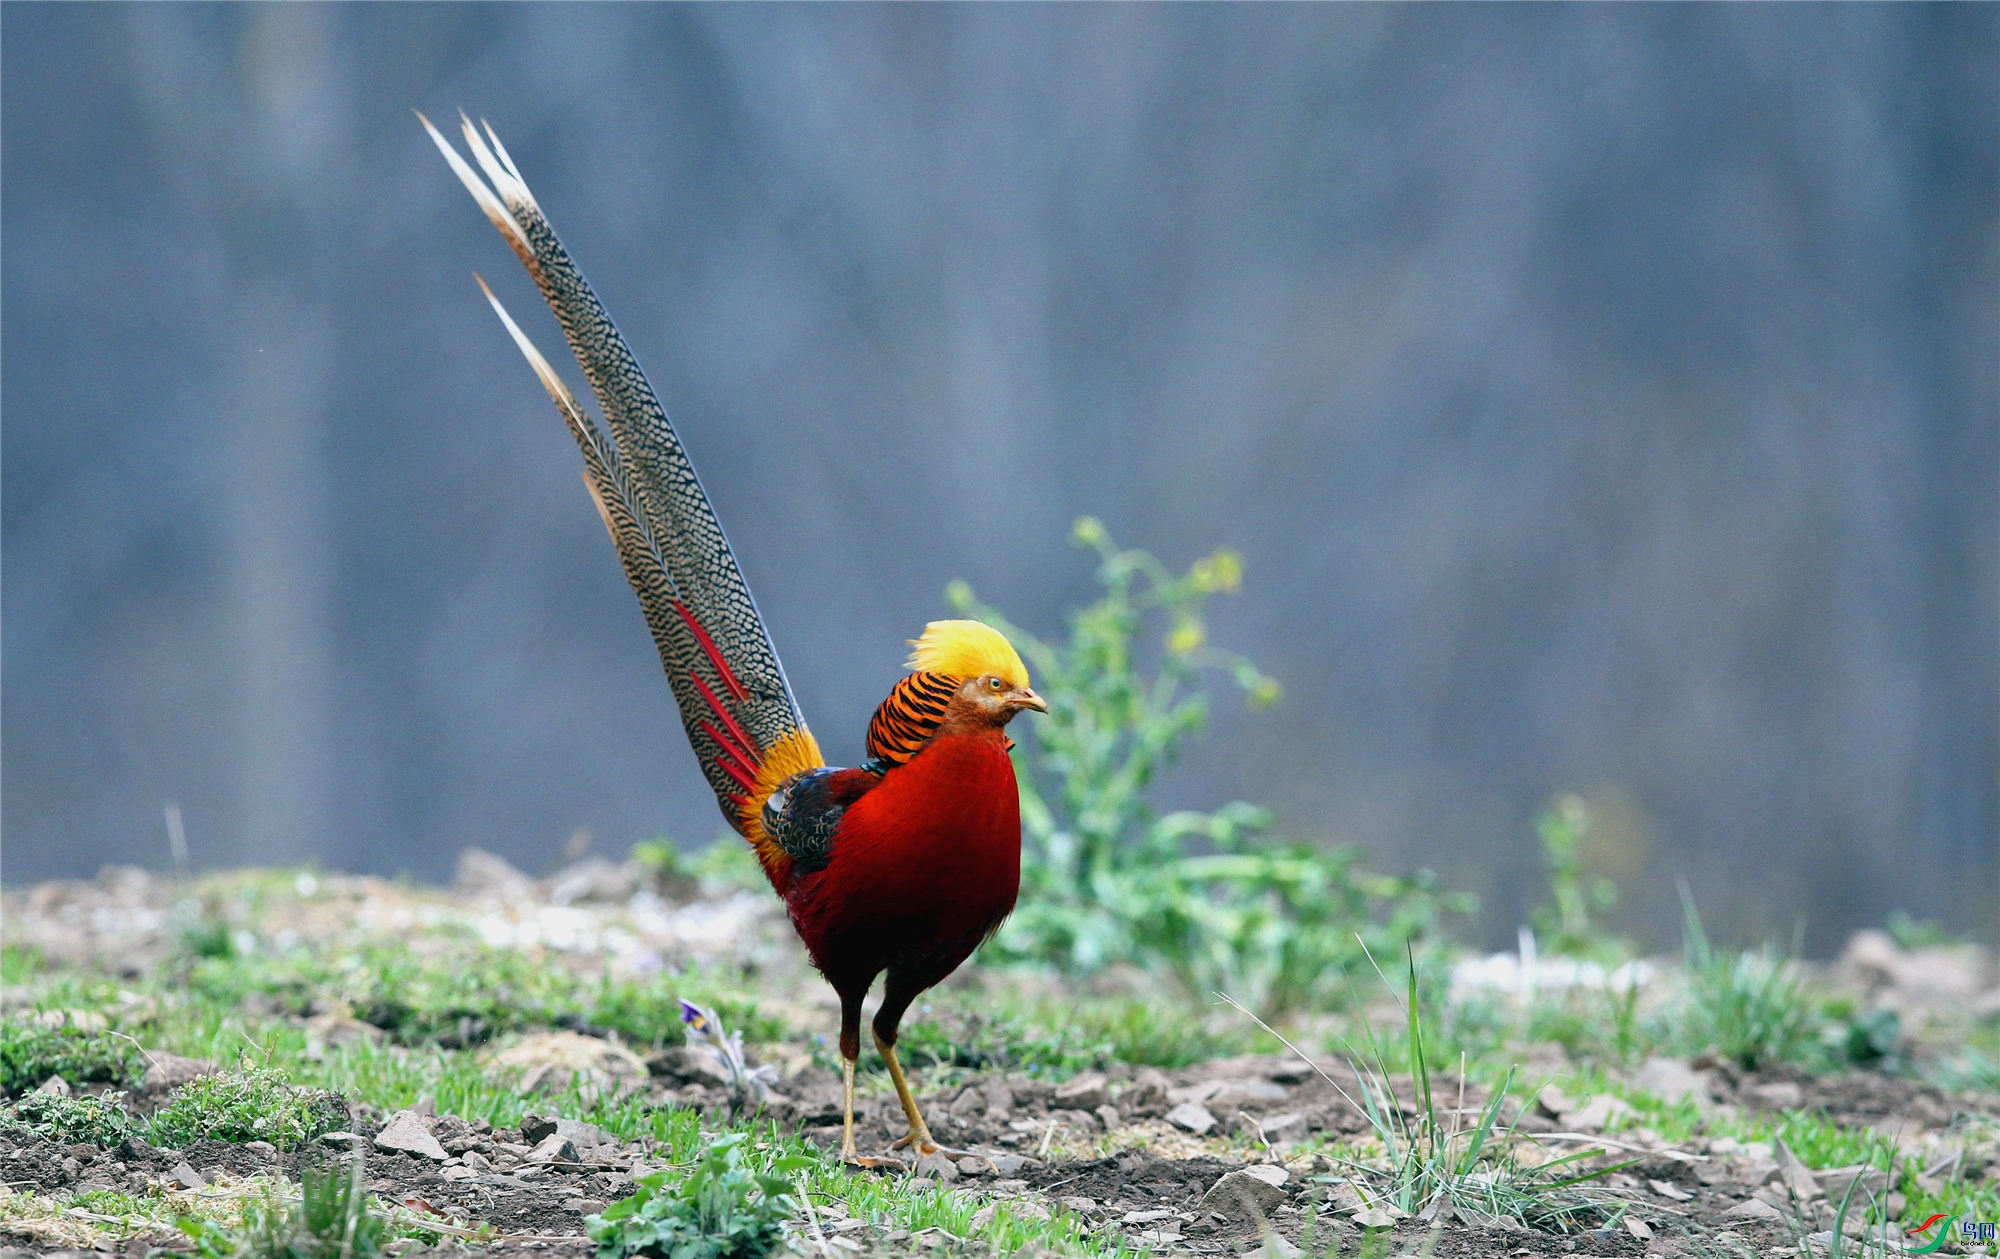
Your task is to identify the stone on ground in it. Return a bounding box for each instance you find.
[1201,1165,1289,1216]
[1166,1101,1217,1134]
[485,1031,648,1099]
[374,1110,448,1160]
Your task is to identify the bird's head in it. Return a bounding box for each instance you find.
[908,619,1048,725]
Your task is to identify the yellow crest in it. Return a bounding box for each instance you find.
[907,620,1030,688]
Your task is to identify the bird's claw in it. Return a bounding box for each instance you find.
[889,1132,972,1160]
[841,1152,909,1171]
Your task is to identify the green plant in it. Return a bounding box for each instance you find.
[587,1131,810,1259]
[1224,953,1629,1233]
[1528,795,1621,960]
[148,1065,349,1148]
[1672,889,1818,1071]
[173,898,239,962]
[181,1158,386,1259]
[1885,910,1963,951]
[0,1021,146,1096]
[0,1091,133,1146]
[955,518,1467,1014]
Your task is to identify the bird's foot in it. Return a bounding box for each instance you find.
[889,1131,972,1160]
[839,1137,908,1170]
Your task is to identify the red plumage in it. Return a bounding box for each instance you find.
[784,724,1022,1056]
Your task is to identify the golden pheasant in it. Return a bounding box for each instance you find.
[422,114,1044,1166]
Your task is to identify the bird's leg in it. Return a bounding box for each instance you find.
[837,1055,870,1165]
[870,971,972,1161]
[873,1030,941,1155]
[836,992,902,1169]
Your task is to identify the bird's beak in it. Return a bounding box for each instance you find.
[1011,687,1048,714]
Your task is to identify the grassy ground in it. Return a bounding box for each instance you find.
[2,860,1996,1259]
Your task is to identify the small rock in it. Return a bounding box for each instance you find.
[319,1131,370,1149]
[35,1075,70,1096]
[1054,1072,1110,1111]
[1773,1140,1820,1202]
[1630,1058,1711,1107]
[912,1152,959,1181]
[1058,1196,1097,1212]
[1048,1107,1101,1133]
[440,1165,476,1181]
[526,1133,580,1164]
[1353,1206,1403,1230]
[1815,1165,1888,1202]
[1256,1237,1303,1259]
[118,1136,158,1160]
[1722,1198,1784,1221]
[1167,1080,1224,1106]
[948,1087,986,1121]
[1536,1083,1577,1118]
[982,1077,1015,1120]
[1201,1166,1289,1217]
[968,1203,997,1230]
[1649,1179,1693,1202]
[1252,1111,1306,1140]
[646,1045,736,1088]
[165,1162,206,1190]
[1093,1104,1121,1131]
[1747,1080,1804,1109]
[244,1141,277,1159]
[988,1154,1025,1176]
[546,856,643,905]
[1167,1102,1217,1134]
[1563,1094,1637,1132]
[1123,1068,1171,1113]
[454,847,535,898]
[1208,1079,1288,1110]
[520,1114,608,1150]
[1839,929,1994,1000]
[1624,1217,1654,1240]
[955,1155,993,1176]
[489,1032,649,1100]
[373,1110,449,1161]
[1122,1209,1175,1224]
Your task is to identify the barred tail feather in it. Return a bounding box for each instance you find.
[428,113,819,880]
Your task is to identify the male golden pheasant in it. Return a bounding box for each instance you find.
[423,115,1044,1166]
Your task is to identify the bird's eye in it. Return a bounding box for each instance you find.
[987,676,1004,691]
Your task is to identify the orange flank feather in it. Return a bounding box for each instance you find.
[739,727,826,887]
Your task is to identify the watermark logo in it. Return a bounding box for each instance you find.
[1905,1213,1998,1254]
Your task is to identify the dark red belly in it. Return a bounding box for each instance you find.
[783,729,1021,994]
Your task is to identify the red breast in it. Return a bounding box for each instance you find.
[784,727,1021,976]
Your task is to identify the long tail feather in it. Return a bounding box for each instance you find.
[424,112,822,875]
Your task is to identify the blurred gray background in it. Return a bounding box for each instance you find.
[5,4,1995,952]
